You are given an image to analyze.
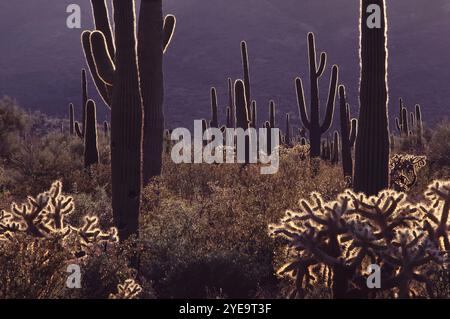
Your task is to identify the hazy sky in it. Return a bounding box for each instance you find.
[1,0,449,129]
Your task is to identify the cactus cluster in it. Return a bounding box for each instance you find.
[395,98,423,146]
[270,180,450,299]
[389,154,427,191]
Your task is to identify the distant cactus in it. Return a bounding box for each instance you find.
[226,107,232,128]
[270,180,450,298]
[227,78,235,128]
[331,131,339,165]
[339,85,357,177]
[296,33,338,158]
[415,104,423,145]
[241,41,251,110]
[84,100,99,168]
[250,101,257,128]
[210,87,219,128]
[69,103,75,135]
[235,80,250,130]
[354,0,390,195]
[269,100,276,129]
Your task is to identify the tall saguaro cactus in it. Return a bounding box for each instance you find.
[241,41,251,110]
[84,100,99,168]
[339,85,357,178]
[354,0,390,195]
[82,0,176,186]
[296,33,339,157]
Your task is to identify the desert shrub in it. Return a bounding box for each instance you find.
[138,150,346,298]
[270,180,450,299]
[427,121,450,173]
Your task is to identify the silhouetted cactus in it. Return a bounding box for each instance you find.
[235,80,251,163]
[83,0,176,186]
[415,104,423,145]
[339,85,357,177]
[296,33,338,157]
[227,78,235,128]
[251,101,257,128]
[354,0,390,195]
[210,87,218,128]
[241,41,251,110]
[69,103,75,135]
[226,107,232,128]
[84,100,99,168]
[269,100,276,128]
[331,131,339,164]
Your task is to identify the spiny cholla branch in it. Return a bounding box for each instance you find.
[0,181,118,249]
[270,180,450,299]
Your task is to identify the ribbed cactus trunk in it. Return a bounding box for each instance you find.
[269,101,276,128]
[354,0,390,195]
[81,69,88,136]
[111,0,143,240]
[228,78,235,128]
[339,85,357,177]
[84,100,99,168]
[138,0,164,185]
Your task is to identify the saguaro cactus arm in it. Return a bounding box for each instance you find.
[90,31,115,86]
[163,14,176,53]
[320,65,338,133]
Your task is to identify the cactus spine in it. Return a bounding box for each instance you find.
[84,100,99,168]
[339,85,357,177]
[354,0,390,195]
[296,32,338,158]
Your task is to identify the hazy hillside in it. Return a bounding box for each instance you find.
[0,0,449,128]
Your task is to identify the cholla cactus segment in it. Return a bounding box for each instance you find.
[74,215,118,246]
[389,154,427,192]
[0,181,119,250]
[270,180,450,298]
[109,279,142,299]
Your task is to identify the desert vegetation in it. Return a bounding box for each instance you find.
[0,0,449,299]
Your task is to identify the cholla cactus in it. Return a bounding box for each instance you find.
[389,154,427,191]
[270,180,450,299]
[0,181,118,249]
[109,279,142,299]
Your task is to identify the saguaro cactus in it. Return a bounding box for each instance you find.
[339,85,357,177]
[82,0,176,186]
[251,101,257,128]
[269,100,276,128]
[84,100,99,168]
[285,113,291,147]
[296,33,339,157]
[354,0,390,195]
[331,131,340,165]
[69,103,75,135]
[241,41,251,110]
[210,87,218,128]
